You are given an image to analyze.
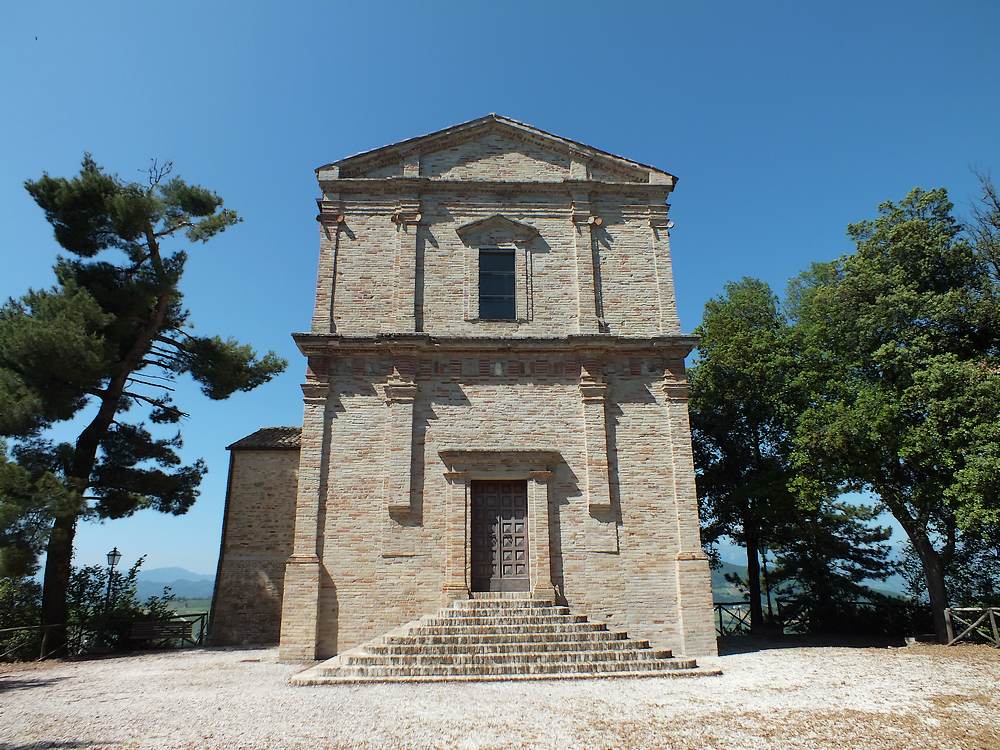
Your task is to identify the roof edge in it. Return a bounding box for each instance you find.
[315,114,676,181]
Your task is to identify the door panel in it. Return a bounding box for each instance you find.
[470,480,529,592]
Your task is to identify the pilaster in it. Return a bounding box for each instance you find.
[441,470,471,603]
[278,368,330,660]
[662,364,717,656]
[311,196,344,334]
[527,470,557,601]
[579,360,612,511]
[383,359,418,513]
[390,198,421,332]
[649,204,681,335]
[571,192,604,333]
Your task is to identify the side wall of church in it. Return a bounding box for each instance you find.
[209,449,298,645]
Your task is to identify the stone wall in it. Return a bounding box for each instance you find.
[209,448,298,646]
[280,350,715,659]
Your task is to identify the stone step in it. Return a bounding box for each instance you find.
[368,639,656,655]
[293,596,707,685]
[468,592,532,600]
[408,622,609,636]
[450,599,555,610]
[443,605,571,617]
[344,649,674,667]
[382,630,630,646]
[324,658,699,678]
[422,613,588,627]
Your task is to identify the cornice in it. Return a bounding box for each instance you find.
[292,332,699,358]
[318,177,673,200]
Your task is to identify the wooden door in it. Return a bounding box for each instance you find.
[470,480,529,592]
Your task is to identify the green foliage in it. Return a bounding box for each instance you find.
[901,527,1000,607]
[0,155,286,650]
[66,557,176,651]
[177,336,288,400]
[691,277,798,542]
[0,155,286,588]
[0,575,41,660]
[0,556,176,660]
[0,283,114,436]
[788,187,1000,530]
[0,443,74,577]
[769,499,896,631]
[690,277,800,628]
[786,185,1000,639]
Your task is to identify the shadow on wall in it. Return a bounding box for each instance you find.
[318,565,339,658]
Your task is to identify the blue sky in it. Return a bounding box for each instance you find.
[2,1,998,575]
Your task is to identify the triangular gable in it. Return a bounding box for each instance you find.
[317,114,675,185]
[455,215,540,245]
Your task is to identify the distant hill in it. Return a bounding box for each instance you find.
[712,560,749,601]
[137,567,215,599]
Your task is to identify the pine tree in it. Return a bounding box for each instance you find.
[0,156,286,656]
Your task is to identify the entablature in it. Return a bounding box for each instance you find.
[291,332,699,359]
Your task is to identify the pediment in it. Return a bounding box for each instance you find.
[455,215,539,246]
[320,114,674,185]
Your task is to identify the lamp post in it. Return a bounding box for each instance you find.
[104,547,122,611]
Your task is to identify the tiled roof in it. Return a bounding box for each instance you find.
[226,426,301,451]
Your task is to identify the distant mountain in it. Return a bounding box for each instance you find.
[137,567,215,599]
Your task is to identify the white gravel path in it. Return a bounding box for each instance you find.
[1,642,997,749]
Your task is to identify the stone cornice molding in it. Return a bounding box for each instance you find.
[317,176,672,202]
[293,332,699,358]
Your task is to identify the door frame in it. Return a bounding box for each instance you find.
[439,449,559,603]
[470,479,530,593]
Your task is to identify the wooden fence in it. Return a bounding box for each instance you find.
[945,607,1000,646]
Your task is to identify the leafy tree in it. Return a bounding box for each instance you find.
[0,156,286,656]
[66,556,176,653]
[0,574,41,660]
[690,277,799,632]
[787,186,1000,641]
[900,526,1000,609]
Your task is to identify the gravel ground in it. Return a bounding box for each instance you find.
[1,641,998,750]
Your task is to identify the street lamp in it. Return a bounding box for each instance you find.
[104,547,122,610]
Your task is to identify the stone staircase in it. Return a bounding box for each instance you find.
[291,593,718,684]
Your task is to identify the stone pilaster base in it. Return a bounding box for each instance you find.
[674,553,718,656]
[278,555,321,661]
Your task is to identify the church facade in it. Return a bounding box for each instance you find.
[209,115,717,662]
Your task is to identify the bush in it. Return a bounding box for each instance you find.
[0,555,175,661]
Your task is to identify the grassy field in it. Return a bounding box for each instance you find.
[168,598,211,615]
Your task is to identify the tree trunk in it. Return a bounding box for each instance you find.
[36,231,173,658]
[761,546,774,622]
[745,535,765,632]
[39,512,77,658]
[911,533,950,643]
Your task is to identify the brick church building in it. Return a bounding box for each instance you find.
[210,115,717,680]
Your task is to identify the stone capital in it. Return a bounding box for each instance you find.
[300,382,328,403]
[662,380,689,401]
[527,470,553,483]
